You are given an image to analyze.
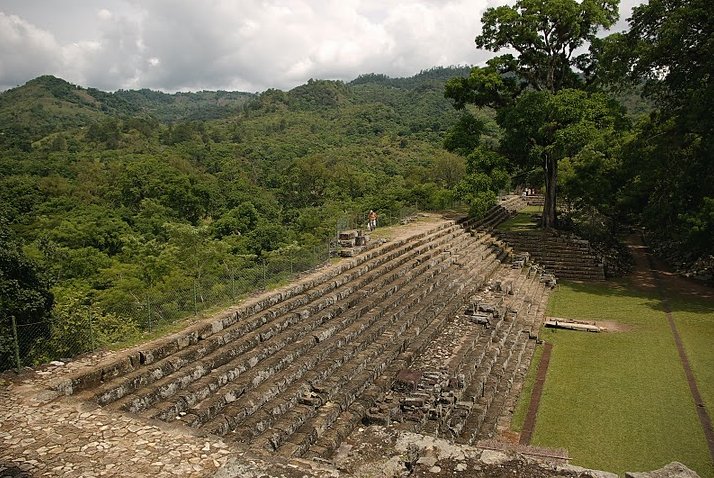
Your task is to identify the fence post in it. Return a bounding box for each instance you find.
[230,270,236,301]
[193,280,198,316]
[147,295,152,332]
[262,260,267,283]
[88,307,95,351]
[11,315,21,373]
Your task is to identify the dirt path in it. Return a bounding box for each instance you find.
[625,235,714,301]
[626,234,714,464]
[519,342,552,445]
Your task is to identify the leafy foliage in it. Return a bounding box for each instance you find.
[597,0,714,261]
[476,0,619,93]
[0,219,53,367]
[447,0,622,227]
[0,69,469,367]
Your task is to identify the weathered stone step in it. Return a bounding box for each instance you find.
[232,261,463,447]
[478,328,531,439]
[397,269,531,437]
[446,269,532,379]
[275,262,492,457]
[156,244,468,427]
[62,220,463,397]
[229,236,497,434]
[500,235,595,246]
[296,245,507,458]
[458,274,548,442]
[256,237,500,454]
[446,273,544,442]
[465,197,526,231]
[511,254,602,266]
[96,224,473,409]
[466,327,532,442]
[188,236,494,434]
[499,233,606,281]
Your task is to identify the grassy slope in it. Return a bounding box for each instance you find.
[530,280,714,477]
[497,205,542,232]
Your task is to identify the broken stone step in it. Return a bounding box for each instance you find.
[171,246,462,426]
[194,252,464,436]
[249,256,483,451]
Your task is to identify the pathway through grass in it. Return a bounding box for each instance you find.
[521,280,714,477]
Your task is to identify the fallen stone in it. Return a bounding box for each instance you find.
[559,463,619,478]
[478,449,508,465]
[625,462,701,478]
[417,456,437,467]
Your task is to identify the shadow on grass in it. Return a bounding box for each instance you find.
[557,278,714,316]
[498,210,542,232]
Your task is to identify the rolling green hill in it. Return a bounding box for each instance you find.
[0,75,257,149]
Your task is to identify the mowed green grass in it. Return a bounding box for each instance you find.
[669,297,714,425]
[498,205,542,232]
[528,280,714,477]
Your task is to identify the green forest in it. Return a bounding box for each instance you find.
[0,67,478,368]
[1,0,712,370]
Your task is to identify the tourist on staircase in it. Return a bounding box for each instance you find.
[368,210,378,231]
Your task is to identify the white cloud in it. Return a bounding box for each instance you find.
[128,0,493,91]
[0,12,63,88]
[8,0,627,93]
[97,9,113,21]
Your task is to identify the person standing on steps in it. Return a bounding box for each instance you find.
[368,210,378,231]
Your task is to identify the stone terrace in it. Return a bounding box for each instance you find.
[497,230,606,281]
[1,198,591,477]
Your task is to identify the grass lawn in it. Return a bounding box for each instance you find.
[522,280,714,477]
[498,205,542,232]
[669,297,714,426]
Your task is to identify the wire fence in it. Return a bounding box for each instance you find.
[1,207,422,372]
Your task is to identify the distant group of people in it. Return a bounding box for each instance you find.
[368,210,378,231]
[522,188,537,197]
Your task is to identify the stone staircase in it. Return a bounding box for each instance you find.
[525,194,545,207]
[361,243,548,445]
[497,230,606,281]
[55,199,552,462]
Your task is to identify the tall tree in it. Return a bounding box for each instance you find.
[0,220,53,368]
[499,89,627,213]
[598,0,713,129]
[597,0,714,256]
[477,0,619,94]
[447,0,619,227]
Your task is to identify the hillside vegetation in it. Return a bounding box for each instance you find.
[0,67,482,367]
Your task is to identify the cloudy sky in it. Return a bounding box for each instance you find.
[0,0,640,93]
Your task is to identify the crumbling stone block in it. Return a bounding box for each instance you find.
[394,369,422,393]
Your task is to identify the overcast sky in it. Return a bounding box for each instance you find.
[0,0,641,93]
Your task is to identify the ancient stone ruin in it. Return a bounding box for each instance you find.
[45,196,687,477]
[498,230,606,281]
[51,197,535,451]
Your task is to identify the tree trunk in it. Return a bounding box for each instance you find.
[542,155,557,228]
